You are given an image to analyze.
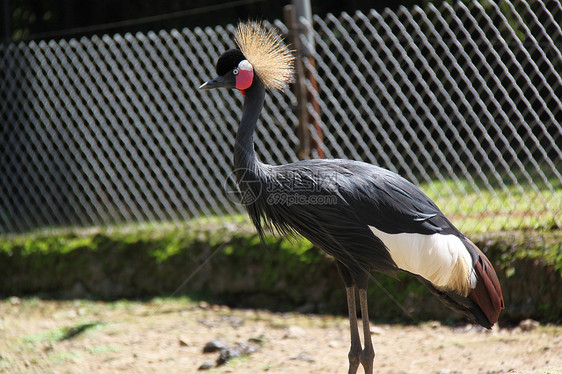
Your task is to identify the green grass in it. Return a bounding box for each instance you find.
[23,328,69,343]
[419,175,560,233]
[47,351,81,364]
[0,222,560,322]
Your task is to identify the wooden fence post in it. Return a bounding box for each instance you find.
[284,4,310,160]
[292,0,323,158]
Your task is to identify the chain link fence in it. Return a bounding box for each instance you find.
[0,0,560,234]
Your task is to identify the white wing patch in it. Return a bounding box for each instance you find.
[369,226,477,295]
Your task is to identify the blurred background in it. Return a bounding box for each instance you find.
[1,0,560,234]
[2,0,424,41]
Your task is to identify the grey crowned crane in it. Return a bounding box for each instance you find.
[200,22,504,374]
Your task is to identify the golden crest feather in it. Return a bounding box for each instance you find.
[235,22,295,90]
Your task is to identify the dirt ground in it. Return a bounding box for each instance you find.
[0,298,560,374]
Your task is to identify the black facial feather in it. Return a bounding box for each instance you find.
[216,49,246,76]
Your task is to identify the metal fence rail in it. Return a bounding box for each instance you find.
[0,0,560,234]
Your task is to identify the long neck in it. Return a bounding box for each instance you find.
[233,77,270,235]
[234,77,265,179]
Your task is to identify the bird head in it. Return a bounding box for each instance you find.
[200,22,294,93]
[199,49,253,91]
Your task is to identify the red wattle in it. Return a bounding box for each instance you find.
[236,70,254,90]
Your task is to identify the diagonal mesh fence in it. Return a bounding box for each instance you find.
[301,0,561,232]
[0,0,560,234]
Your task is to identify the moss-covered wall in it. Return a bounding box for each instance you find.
[1,222,560,324]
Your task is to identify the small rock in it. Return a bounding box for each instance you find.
[290,352,315,362]
[518,319,539,332]
[198,318,219,328]
[198,361,214,370]
[199,301,210,310]
[283,326,306,339]
[9,296,21,305]
[248,335,266,345]
[430,321,441,329]
[420,320,441,329]
[224,316,245,328]
[369,326,385,335]
[203,339,229,353]
[202,340,222,352]
[216,342,260,366]
[216,346,241,366]
[328,340,340,348]
[178,335,189,347]
[239,341,259,355]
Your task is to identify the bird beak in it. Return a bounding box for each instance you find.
[199,74,235,90]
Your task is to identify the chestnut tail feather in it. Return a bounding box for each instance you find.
[412,240,504,328]
[467,240,504,326]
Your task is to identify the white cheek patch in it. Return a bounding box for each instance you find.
[238,59,253,71]
[369,226,477,295]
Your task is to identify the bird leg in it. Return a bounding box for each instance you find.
[359,288,375,374]
[345,286,362,374]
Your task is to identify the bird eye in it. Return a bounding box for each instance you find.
[233,68,239,75]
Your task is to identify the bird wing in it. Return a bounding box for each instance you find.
[270,158,456,236]
[270,159,503,327]
[336,161,458,236]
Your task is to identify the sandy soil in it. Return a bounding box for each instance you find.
[0,298,560,374]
